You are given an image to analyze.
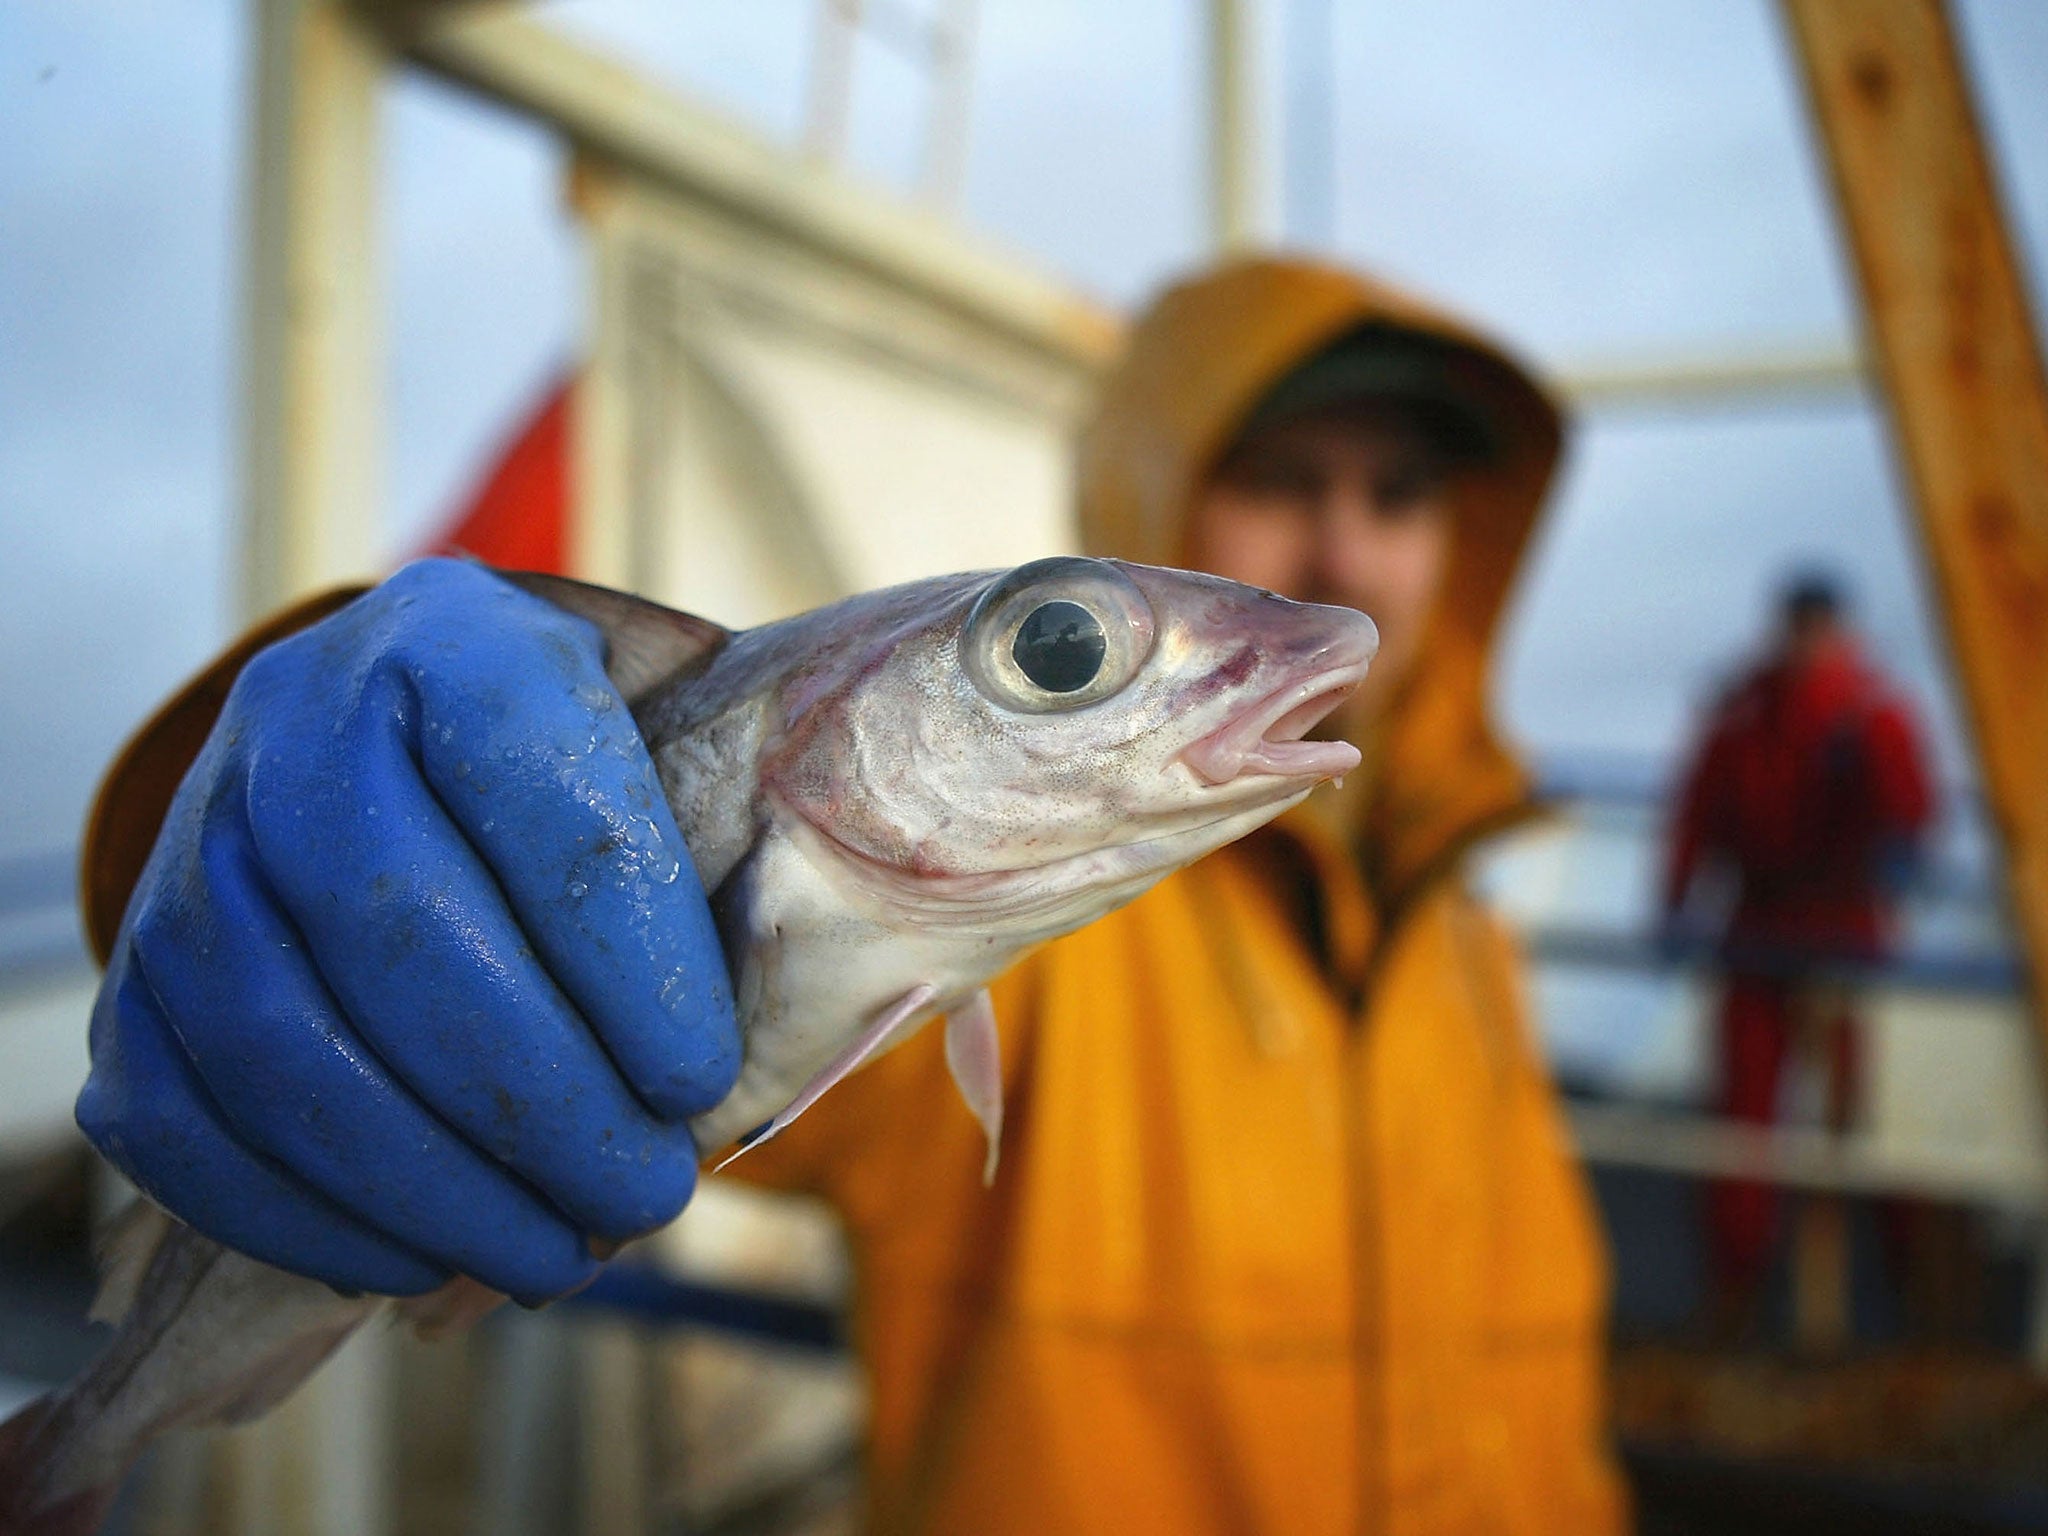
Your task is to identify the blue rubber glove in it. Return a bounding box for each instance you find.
[76,559,740,1303]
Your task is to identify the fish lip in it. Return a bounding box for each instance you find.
[1181,654,1372,788]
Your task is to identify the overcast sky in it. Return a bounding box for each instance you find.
[5,0,2048,877]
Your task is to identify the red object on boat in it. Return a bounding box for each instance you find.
[422,376,574,575]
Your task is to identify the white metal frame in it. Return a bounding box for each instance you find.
[241,0,1879,623]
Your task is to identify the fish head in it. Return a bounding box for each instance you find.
[762,556,1377,928]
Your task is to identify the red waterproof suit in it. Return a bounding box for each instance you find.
[1663,635,1936,1287]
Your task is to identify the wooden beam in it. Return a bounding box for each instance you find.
[1780,0,2048,1078]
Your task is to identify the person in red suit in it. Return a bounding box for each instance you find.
[1661,572,1938,1336]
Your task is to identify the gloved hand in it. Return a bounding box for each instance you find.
[77,559,740,1304]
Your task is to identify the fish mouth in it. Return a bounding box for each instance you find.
[1181,655,1371,787]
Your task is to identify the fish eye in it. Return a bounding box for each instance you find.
[962,557,1156,714]
[1013,601,1106,693]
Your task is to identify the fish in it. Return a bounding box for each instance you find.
[0,555,1376,1533]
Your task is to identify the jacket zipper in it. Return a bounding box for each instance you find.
[1338,801,1541,1536]
[1345,1004,1382,1536]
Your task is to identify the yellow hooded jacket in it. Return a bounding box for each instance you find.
[720,259,1627,1535]
[80,259,1624,1535]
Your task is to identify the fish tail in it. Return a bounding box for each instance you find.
[0,1207,171,1536]
[0,1210,379,1536]
[0,1395,118,1536]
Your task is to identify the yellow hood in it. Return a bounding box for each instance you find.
[1077,255,1567,906]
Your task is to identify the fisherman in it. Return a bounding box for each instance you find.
[1662,570,1937,1339]
[76,257,1626,1533]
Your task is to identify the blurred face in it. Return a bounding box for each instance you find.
[1781,605,1844,665]
[1186,402,1454,731]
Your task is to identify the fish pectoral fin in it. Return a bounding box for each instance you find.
[497,569,731,706]
[713,983,939,1172]
[944,989,1004,1187]
[396,1276,507,1341]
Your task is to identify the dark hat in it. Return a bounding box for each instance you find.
[1780,567,1849,622]
[1234,322,1504,466]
